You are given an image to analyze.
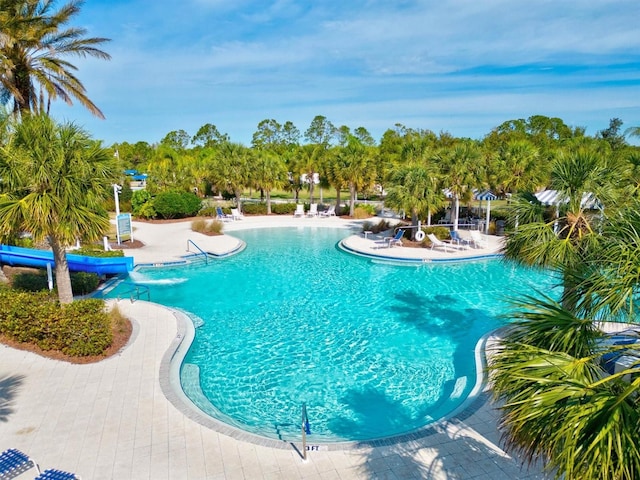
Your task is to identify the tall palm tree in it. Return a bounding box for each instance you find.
[436,140,482,231]
[0,113,117,303]
[212,142,251,209]
[336,136,376,217]
[253,150,287,214]
[0,0,111,117]
[489,295,640,480]
[504,148,624,306]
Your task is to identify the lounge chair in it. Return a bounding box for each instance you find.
[215,206,232,222]
[231,208,244,220]
[319,205,336,217]
[307,203,318,217]
[293,204,305,217]
[427,233,452,252]
[449,230,471,249]
[469,230,488,249]
[383,229,404,248]
[35,469,81,480]
[0,448,40,478]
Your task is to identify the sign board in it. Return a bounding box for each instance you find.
[116,213,133,244]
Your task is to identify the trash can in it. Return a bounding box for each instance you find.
[496,220,505,236]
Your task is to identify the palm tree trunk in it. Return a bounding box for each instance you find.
[349,183,356,216]
[266,190,272,214]
[335,186,342,215]
[235,189,242,210]
[50,236,74,304]
[453,196,460,231]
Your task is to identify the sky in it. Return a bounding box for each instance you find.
[48,0,640,147]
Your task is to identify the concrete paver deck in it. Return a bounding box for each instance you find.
[0,215,550,479]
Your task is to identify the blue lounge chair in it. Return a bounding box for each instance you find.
[216,206,232,222]
[0,448,40,478]
[35,469,80,480]
[449,230,470,249]
[384,229,404,248]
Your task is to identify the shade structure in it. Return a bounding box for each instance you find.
[534,190,600,209]
[442,189,497,233]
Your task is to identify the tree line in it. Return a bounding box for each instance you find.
[113,115,640,225]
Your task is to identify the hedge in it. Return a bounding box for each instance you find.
[0,288,112,356]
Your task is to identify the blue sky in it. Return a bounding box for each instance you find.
[49,0,640,146]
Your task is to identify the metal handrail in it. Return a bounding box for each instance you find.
[117,282,150,303]
[187,239,209,265]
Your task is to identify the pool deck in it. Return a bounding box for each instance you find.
[0,215,551,479]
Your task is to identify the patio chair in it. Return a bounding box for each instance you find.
[383,229,404,248]
[427,233,452,252]
[0,448,40,478]
[293,204,305,217]
[449,230,471,249]
[35,469,81,480]
[469,230,488,249]
[307,203,318,217]
[319,205,336,217]
[231,208,244,220]
[215,206,232,222]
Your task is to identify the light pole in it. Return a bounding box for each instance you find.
[113,184,122,216]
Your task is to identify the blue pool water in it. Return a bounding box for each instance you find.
[112,227,556,442]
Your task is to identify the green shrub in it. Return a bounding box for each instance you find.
[74,247,124,258]
[153,191,202,219]
[242,203,268,215]
[131,190,152,214]
[423,226,450,239]
[271,203,298,214]
[11,271,101,295]
[0,289,112,356]
[137,201,157,219]
[59,300,112,356]
[198,206,218,217]
[355,203,377,216]
[71,272,101,295]
[12,272,49,292]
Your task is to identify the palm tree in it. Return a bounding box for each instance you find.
[336,136,376,217]
[504,148,624,307]
[212,142,251,209]
[489,295,640,480]
[253,150,287,214]
[0,113,117,303]
[436,140,482,231]
[0,0,111,117]
[385,165,444,233]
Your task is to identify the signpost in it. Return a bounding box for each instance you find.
[116,213,133,245]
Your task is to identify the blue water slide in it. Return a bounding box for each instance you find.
[0,244,133,275]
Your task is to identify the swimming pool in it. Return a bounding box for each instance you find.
[115,227,556,443]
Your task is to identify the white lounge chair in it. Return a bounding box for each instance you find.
[319,205,336,217]
[469,230,488,249]
[293,204,305,217]
[231,208,244,220]
[427,233,452,252]
[307,203,318,217]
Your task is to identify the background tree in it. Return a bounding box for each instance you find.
[0,113,116,303]
[336,135,376,216]
[212,141,251,209]
[0,0,111,117]
[160,129,191,151]
[191,123,229,148]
